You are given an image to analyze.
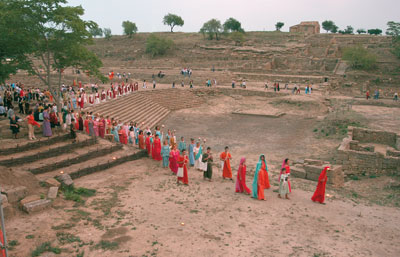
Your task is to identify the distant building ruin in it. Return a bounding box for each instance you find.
[290,21,320,34]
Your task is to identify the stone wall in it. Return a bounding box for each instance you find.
[335,127,400,176]
[352,127,398,149]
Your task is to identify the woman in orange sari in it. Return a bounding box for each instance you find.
[252,154,270,200]
[311,166,330,204]
[235,157,251,194]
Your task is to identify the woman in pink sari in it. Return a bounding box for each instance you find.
[93,117,99,137]
[235,157,251,194]
[169,145,179,175]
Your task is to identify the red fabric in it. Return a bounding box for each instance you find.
[236,164,251,194]
[27,115,40,127]
[79,98,84,108]
[279,164,292,193]
[145,137,152,155]
[84,119,89,134]
[119,129,128,144]
[139,135,145,149]
[177,155,189,184]
[152,138,162,161]
[169,150,179,174]
[257,168,266,200]
[0,229,5,257]
[99,119,105,138]
[220,152,232,178]
[311,167,329,203]
[261,162,270,189]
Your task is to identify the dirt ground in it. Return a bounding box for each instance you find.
[3,91,400,257]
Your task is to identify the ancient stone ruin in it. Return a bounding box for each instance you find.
[336,127,400,177]
[289,21,320,34]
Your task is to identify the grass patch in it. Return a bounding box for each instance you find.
[91,186,124,216]
[52,223,76,230]
[25,235,35,239]
[94,240,119,251]
[350,175,359,181]
[62,186,96,203]
[56,232,81,245]
[190,209,199,214]
[68,209,91,223]
[30,242,61,257]
[8,240,19,250]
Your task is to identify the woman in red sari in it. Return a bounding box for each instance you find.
[235,157,251,194]
[99,115,105,138]
[84,116,89,134]
[118,127,128,144]
[169,145,179,175]
[177,149,189,185]
[138,130,145,149]
[152,134,162,161]
[311,166,330,204]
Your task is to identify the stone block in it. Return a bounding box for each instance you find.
[5,186,27,203]
[20,195,41,206]
[45,178,61,188]
[2,202,15,219]
[57,174,74,187]
[291,166,306,179]
[22,199,51,213]
[47,187,58,199]
[387,149,400,157]
[328,165,344,187]
[304,159,324,166]
[303,165,326,176]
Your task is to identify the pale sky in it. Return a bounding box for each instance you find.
[68,0,399,34]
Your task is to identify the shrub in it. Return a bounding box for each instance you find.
[342,45,377,70]
[146,34,174,57]
[230,31,245,46]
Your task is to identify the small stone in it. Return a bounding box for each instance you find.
[5,186,27,203]
[23,199,52,213]
[45,178,61,188]
[47,187,59,199]
[20,195,41,206]
[57,174,74,187]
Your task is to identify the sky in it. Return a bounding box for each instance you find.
[67,0,400,34]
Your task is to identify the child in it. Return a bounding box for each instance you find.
[177,149,189,185]
[278,168,290,200]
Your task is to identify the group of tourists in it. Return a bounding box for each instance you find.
[365,89,399,101]
[138,125,330,204]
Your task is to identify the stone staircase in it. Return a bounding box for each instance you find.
[84,88,205,127]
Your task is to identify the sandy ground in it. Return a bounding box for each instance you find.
[5,158,400,257]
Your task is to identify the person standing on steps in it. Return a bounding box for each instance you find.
[42,105,52,137]
[153,80,156,89]
[143,80,147,89]
[220,146,233,180]
[138,130,145,149]
[25,110,40,140]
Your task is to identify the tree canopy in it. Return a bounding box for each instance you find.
[386,21,400,37]
[103,28,112,39]
[322,20,338,33]
[122,21,138,37]
[368,29,382,35]
[1,0,105,108]
[356,29,366,34]
[223,18,244,33]
[200,19,223,40]
[275,22,284,31]
[339,26,354,35]
[146,34,174,57]
[163,13,184,32]
[90,25,103,38]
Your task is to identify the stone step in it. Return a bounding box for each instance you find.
[101,96,158,121]
[27,143,121,175]
[116,101,169,125]
[35,147,134,181]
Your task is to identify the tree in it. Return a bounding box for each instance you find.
[122,21,138,37]
[356,29,366,34]
[5,0,105,110]
[342,45,377,70]
[344,26,354,34]
[200,19,223,40]
[0,0,33,83]
[90,26,103,38]
[386,21,400,37]
[368,29,382,35]
[163,13,184,32]
[146,34,174,57]
[322,20,337,33]
[223,18,244,33]
[230,32,245,46]
[275,22,284,31]
[103,28,112,40]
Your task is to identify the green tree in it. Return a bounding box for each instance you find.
[200,19,223,40]
[103,28,112,39]
[163,13,184,32]
[89,25,103,38]
[386,21,400,37]
[0,0,33,83]
[146,34,174,57]
[322,20,337,33]
[343,26,354,34]
[230,31,245,46]
[122,21,138,37]
[368,29,382,35]
[275,22,284,31]
[223,18,244,33]
[5,0,105,110]
[342,45,377,70]
[356,28,366,34]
